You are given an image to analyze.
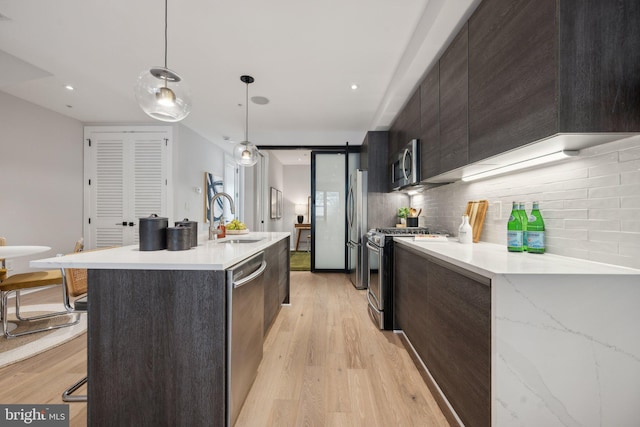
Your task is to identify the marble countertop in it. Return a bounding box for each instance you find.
[30,232,290,271]
[394,237,640,279]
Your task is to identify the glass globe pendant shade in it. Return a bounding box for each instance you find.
[233,140,259,166]
[135,66,191,122]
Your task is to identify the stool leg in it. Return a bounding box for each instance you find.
[62,376,87,402]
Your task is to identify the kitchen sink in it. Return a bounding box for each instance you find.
[218,239,263,244]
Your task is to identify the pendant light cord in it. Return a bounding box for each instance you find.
[245,81,249,142]
[164,0,168,69]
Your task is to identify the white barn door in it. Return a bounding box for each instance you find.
[84,126,172,249]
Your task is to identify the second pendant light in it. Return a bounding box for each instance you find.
[234,75,259,167]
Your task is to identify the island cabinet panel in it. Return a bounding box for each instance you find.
[419,66,440,179]
[426,260,491,427]
[389,88,421,164]
[394,244,490,427]
[439,23,469,173]
[468,0,557,163]
[88,269,227,427]
[264,237,290,334]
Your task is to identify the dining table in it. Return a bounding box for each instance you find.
[0,245,52,333]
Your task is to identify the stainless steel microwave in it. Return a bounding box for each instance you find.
[391,139,420,190]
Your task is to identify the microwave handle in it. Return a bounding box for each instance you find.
[401,148,410,181]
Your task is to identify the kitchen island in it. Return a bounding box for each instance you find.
[31,232,290,427]
[393,237,640,427]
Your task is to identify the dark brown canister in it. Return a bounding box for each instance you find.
[139,214,169,251]
[175,218,198,247]
[166,224,191,251]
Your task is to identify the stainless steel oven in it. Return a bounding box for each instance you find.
[365,227,429,330]
[366,233,384,328]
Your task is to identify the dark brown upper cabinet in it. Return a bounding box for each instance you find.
[439,23,469,172]
[419,65,440,179]
[468,0,640,163]
[360,131,389,193]
[388,88,421,159]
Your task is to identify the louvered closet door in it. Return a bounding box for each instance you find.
[84,127,171,249]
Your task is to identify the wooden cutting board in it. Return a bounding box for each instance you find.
[465,200,488,243]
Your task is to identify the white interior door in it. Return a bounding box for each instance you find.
[312,151,346,270]
[84,126,172,249]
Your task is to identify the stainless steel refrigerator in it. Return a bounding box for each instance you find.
[346,169,367,289]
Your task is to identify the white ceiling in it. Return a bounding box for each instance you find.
[0,0,479,148]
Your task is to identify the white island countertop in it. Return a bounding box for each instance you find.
[30,232,290,271]
[394,237,640,278]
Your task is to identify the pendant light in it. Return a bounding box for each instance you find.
[134,0,191,122]
[233,75,259,167]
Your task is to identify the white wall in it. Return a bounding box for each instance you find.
[283,165,311,250]
[172,124,231,232]
[265,152,285,232]
[0,91,84,273]
[411,135,640,269]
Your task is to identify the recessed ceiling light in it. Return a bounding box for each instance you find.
[351,84,359,90]
[64,85,74,91]
[251,96,269,105]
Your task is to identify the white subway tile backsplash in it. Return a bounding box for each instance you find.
[588,184,640,199]
[621,196,640,208]
[413,137,640,269]
[619,147,640,162]
[621,221,640,233]
[543,189,589,201]
[621,171,640,184]
[543,209,588,219]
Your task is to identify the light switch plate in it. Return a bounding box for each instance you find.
[5,259,14,271]
[492,201,502,220]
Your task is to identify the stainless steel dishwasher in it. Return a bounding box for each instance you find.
[227,251,266,426]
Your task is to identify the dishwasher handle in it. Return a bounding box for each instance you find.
[233,261,267,288]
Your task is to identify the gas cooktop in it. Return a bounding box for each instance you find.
[375,227,429,235]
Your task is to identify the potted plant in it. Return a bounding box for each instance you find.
[398,207,409,225]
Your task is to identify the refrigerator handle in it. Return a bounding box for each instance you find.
[347,184,354,228]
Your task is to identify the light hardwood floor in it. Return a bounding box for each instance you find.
[0,272,448,427]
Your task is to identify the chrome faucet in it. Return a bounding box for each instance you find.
[209,192,236,240]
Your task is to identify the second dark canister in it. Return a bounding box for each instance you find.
[166,224,191,251]
[175,218,198,247]
[139,214,169,251]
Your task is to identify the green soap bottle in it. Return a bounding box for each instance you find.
[527,201,545,253]
[507,201,523,252]
[518,202,528,251]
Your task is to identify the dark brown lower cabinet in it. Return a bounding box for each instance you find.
[394,243,490,427]
[264,237,290,334]
[88,269,228,426]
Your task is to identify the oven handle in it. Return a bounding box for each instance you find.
[367,289,381,312]
[366,241,380,252]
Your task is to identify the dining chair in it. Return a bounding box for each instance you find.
[0,238,83,339]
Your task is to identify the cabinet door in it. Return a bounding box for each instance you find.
[439,23,469,172]
[394,245,429,358]
[426,260,490,427]
[263,241,280,334]
[362,131,389,193]
[84,127,171,249]
[389,88,421,160]
[420,66,440,179]
[277,237,290,305]
[468,0,557,163]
